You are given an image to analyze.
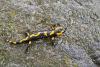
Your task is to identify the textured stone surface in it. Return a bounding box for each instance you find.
[0,0,100,67]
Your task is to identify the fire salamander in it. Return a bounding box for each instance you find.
[7,26,66,45]
[7,24,66,53]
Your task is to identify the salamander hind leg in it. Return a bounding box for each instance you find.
[24,32,30,37]
[23,29,31,37]
[48,37,55,46]
[24,41,32,54]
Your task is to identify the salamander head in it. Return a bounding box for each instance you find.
[55,26,66,36]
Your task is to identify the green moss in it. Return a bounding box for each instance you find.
[64,56,72,67]
[0,49,10,66]
[73,63,79,67]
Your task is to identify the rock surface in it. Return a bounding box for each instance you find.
[0,0,100,67]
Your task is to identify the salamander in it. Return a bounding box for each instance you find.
[7,25,66,45]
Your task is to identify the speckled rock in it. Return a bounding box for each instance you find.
[0,0,100,67]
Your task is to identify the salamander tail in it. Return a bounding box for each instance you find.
[7,40,20,45]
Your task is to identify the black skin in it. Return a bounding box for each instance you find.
[24,32,57,53]
[24,37,56,54]
[8,23,65,53]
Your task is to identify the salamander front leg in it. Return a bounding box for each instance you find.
[50,23,61,30]
[49,37,56,46]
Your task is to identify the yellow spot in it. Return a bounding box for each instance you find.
[52,37,55,40]
[29,41,31,44]
[13,42,16,44]
[57,32,63,36]
[9,41,12,43]
[26,32,30,36]
[50,31,55,35]
[20,37,28,43]
[30,32,40,37]
[44,31,48,36]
